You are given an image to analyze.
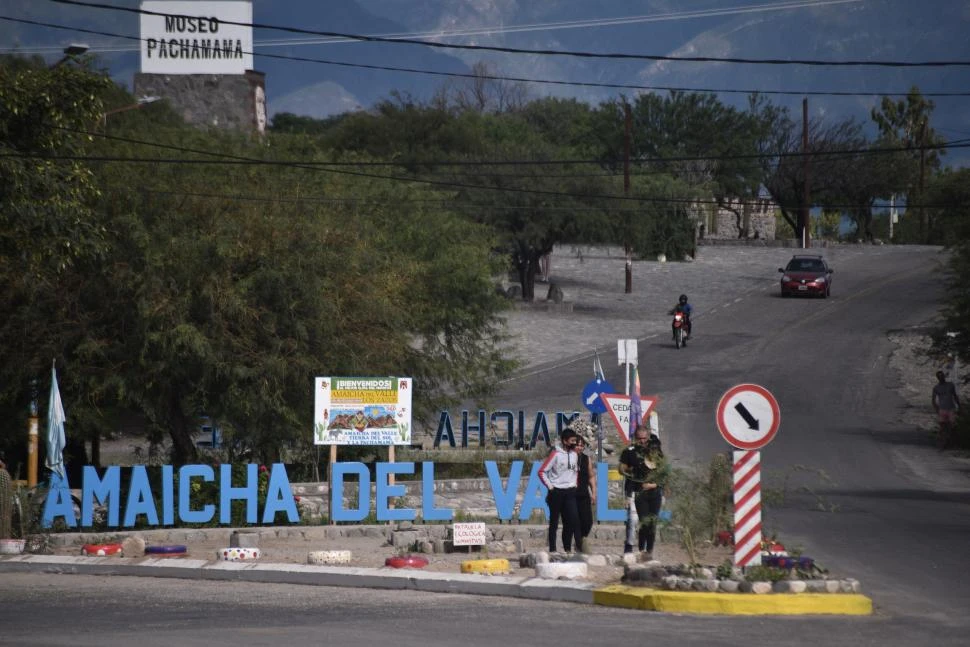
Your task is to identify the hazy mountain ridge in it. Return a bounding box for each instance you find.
[3,0,968,148]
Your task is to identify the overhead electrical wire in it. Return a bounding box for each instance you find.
[49,0,970,68]
[87,182,970,214]
[56,127,970,166]
[6,123,968,209]
[4,15,966,100]
[11,0,868,52]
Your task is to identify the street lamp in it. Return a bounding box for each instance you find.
[52,43,89,68]
[101,95,161,131]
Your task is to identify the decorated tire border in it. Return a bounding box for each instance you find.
[384,555,429,569]
[144,544,188,556]
[80,543,124,557]
[308,550,353,565]
[460,558,511,575]
[218,547,261,562]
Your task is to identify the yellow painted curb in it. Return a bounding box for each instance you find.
[460,558,511,574]
[593,585,873,616]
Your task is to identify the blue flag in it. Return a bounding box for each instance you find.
[629,366,642,440]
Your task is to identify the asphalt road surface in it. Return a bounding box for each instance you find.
[3,245,967,645]
[496,245,970,632]
[1,572,966,647]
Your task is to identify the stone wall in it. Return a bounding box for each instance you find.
[695,198,778,241]
[133,70,266,133]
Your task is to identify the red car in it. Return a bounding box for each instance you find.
[778,254,833,298]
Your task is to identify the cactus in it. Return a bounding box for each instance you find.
[0,466,12,538]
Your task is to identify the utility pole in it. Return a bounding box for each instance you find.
[889,194,897,241]
[918,120,927,243]
[801,98,811,249]
[624,102,633,293]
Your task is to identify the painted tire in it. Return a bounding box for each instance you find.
[81,543,123,556]
[460,558,510,575]
[384,555,429,569]
[219,547,261,562]
[144,544,188,555]
[308,550,353,565]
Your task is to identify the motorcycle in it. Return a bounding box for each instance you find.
[672,311,688,349]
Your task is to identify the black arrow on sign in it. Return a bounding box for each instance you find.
[734,402,760,431]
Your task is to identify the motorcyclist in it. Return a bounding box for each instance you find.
[668,294,693,339]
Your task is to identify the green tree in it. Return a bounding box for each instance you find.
[871,87,945,242]
[0,56,111,464]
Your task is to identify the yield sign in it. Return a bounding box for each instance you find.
[600,393,658,444]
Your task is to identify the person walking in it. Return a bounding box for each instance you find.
[618,427,665,556]
[573,435,596,552]
[538,429,581,553]
[932,370,960,448]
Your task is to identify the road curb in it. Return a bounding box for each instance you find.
[593,584,873,615]
[1,555,872,615]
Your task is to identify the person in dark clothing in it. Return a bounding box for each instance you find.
[573,435,596,552]
[619,428,665,556]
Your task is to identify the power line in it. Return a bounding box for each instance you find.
[4,15,969,100]
[89,182,970,213]
[11,0,867,52]
[50,0,970,68]
[58,127,970,167]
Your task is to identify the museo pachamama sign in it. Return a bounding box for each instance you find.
[140,1,254,75]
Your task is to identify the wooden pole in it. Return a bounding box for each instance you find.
[328,445,337,525]
[801,98,811,249]
[624,101,633,293]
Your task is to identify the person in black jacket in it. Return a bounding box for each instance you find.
[573,435,596,552]
[619,428,665,556]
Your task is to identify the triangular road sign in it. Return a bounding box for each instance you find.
[600,393,658,444]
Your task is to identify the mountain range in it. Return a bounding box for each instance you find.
[2,0,969,164]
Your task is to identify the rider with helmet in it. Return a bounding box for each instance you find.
[669,294,693,339]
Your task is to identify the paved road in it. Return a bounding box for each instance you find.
[491,243,970,632]
[6,244,968,645]
[0,573,966,647]
[1,572,966,647]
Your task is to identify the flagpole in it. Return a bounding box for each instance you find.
[27,378,39,487]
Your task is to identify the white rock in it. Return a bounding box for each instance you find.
[535,562,588,580]
[693,579,720,592]
[740,581,773,594]
[773,580,807,594]
[805,580,828,593]
[583,554,607,567]
[121,536,146,558]
[719,580,740,593]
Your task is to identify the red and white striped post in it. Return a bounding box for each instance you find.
[732,450,762,569]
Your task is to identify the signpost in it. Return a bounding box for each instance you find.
[617,339,638,395]
[581,377,613,415]
[715,384,780,569]
[601,393,658,444]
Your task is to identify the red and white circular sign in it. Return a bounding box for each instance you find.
[716,384,780,450]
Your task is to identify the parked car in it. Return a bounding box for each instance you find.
[778,254,833,298]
